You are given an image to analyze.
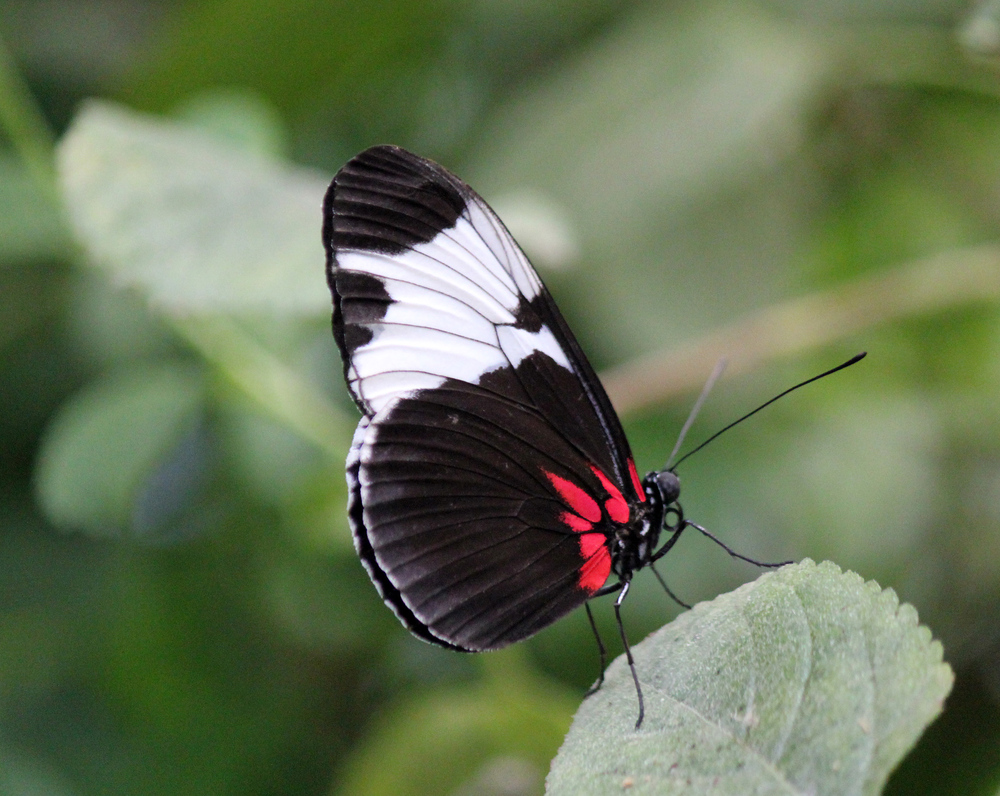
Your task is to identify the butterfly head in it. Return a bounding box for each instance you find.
[640,468,682,536]
[650,469,680,507]
[608,469,683,580]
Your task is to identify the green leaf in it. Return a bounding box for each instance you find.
[547,560,953,796]
[34,362,204,535]
[173,88,289,159]
[56,100,329,315]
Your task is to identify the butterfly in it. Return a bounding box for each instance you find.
[322,145,860,727]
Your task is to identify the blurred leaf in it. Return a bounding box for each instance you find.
[56,100,329,315]
[35,362,203,535]
[174,88,289,158]
[0,27,57,195]
[337,660,576,796]
[547,560,953,796]
[219,404,351,552]
[959,0,1000,60]
[474,2,823,227]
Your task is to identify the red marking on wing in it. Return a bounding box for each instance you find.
[545,470,612,590]
[589,465,630,524]
[561,511,593,533]
[545,472,601,522]
[579,532,605,558]
[578,534,611,592]
[628,459,645,501]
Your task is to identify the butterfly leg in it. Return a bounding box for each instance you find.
[648,562,691,609]
[583,602,607,697]
[613,581,645,729]
[649,519,686,564]
[647,521,692,609]
[583,578,626,696]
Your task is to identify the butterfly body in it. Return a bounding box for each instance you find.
[323,145,683,653]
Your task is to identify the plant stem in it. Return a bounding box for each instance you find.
[172,315,353,460]
[0,28,57,199]
[601,244,1000,415]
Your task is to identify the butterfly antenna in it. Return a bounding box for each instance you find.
[672,352,866,470]
[665,358,728,469]
[686,520,793,568]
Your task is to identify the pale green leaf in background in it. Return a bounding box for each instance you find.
[56,100,329,316]
[174,88,290,159]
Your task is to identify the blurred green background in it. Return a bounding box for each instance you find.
[3,0,1000,793]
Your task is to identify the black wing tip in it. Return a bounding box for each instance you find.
[337,145,454,186]
[339,145,431,178]
[323,145,471,256]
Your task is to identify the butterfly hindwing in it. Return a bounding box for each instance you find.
[355,382,617,649]
[325,146,644,650]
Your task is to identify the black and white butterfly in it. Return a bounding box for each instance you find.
[322,146,859,727]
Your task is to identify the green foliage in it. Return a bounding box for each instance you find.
[58,101,328,315]
[339,655,577,796]
[1,1,999,794]
[35,362,203,535]
[548,561,952,795]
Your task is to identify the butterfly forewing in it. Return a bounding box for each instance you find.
[325,145,645,650]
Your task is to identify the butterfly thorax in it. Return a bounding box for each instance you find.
[610,470,681,582]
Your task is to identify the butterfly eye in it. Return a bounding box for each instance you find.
[654,470,681,505]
